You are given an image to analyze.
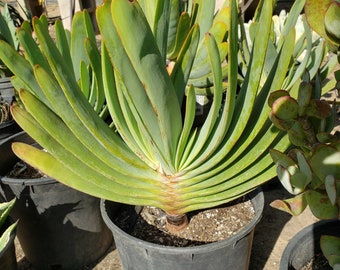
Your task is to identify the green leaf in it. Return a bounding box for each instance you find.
[55,20,72,71]
[321,235,340,268]
[310,144,340,181]
[306,190,339,219]
[271,96,299,120]
[167,12,191,59]
[175,85,196,169]
[0,222,16,252]
[70,10,96,81]
[170,24,200,103]
[305,0,338,49]
[99,0,183,172]
[270,193,308,216]
[0,199,15,229]
[179,33,224,169]
[84,38,105,113]
[0,40,48,106]
[325,175,338,206]
[12,142,166,207]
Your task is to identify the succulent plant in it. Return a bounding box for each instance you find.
[0,199,16,252]
[0,1,26,78]
[305,0,340,52]
[0,0,331,232]
[269,75,340,267]
[269,71,339,217]
[273,1,340,268]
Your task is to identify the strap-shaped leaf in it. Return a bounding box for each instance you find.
[12,142,166,207]
[0,40,48,105]
[179,33,224,169]
[70,10,96,81]
[193,0,215,41]
[13,89,160,183]
[31,18,145,167]
[110,0,183,166]
[17,22,51,74]
[85,38,105,113]
[101,43,152,167]
[98,1,175,172]
[170,24,200,103]
[175,85,196,169]
[55,20,72,72]
[284,16,313,90]
[167,11,191,59]
[0,199,15,229]
[189,42,228,79]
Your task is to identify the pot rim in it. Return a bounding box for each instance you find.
[0,131,56,185]
[280,219,340,270]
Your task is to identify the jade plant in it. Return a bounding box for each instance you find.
[269,73,340,268]
[0,199,16,252]
[270,0,340,268]
[269,72,339,218]
[0,0,332,232]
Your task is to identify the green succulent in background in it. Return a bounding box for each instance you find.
[0,1,27,78]
[137,0,229,94]
[240,0,339,94]
[0,199,16,252]
[273,1,340,268]
[269,71,339,218]
[305,0,340,52]
[269,73,340,268]
[0,0,333,231]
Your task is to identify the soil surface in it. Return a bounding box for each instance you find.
[115,198,254,247]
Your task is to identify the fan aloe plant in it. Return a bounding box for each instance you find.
[0,0,332,231]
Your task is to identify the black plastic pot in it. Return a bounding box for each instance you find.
[0,219,17,270]
[0,132,113,269]
[280,220,340,270]
[101,188,264,270]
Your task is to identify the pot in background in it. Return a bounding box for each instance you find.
[280,220,340,270]
[0,131,112,270]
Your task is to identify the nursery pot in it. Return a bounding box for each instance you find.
[0,131,113,270]
[280,219,340,270]
[0,77,21,140]
[0,219,17,270]
[101,188,264,270]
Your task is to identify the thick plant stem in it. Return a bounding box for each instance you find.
[166,213,188,233]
